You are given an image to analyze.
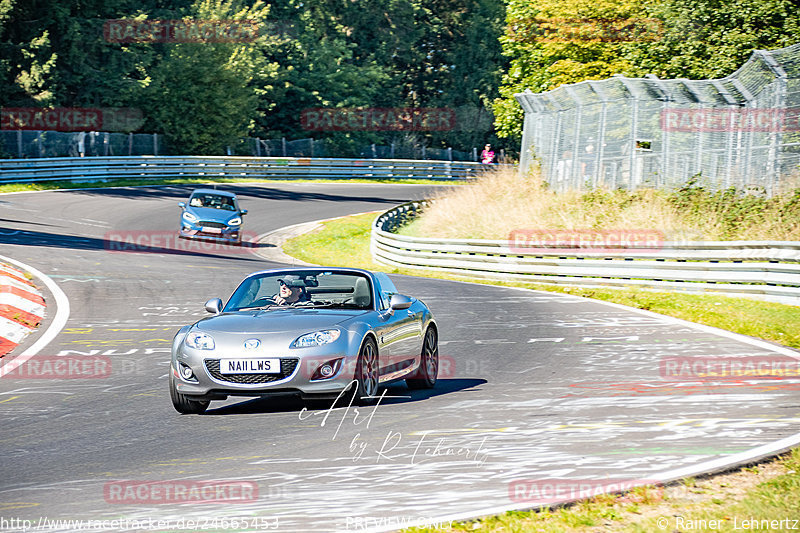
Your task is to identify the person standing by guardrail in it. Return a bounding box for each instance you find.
[480,144,495,164]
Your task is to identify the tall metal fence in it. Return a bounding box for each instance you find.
[0,130,165,158]
[515,43,800,195]
[1,130,490,162]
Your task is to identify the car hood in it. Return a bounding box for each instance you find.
[193,308,367,335]
[186,206,239,222]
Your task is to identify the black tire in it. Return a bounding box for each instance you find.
[354,336,380,405]
[407,326,438,390]
[169,374,210,414]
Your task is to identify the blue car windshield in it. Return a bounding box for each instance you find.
[189,193,237,211]
[225,271,373,311]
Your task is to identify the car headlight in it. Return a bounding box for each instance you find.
[227,217,242,226]
[183,211,198,223]
[185,331,215,350]
[291,329,341,348]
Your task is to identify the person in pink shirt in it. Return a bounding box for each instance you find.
[480,143,495,164]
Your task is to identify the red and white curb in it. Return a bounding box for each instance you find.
[0,262,45,356]
[0,255,70,377]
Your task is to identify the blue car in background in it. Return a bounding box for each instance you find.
[178,189,247,245]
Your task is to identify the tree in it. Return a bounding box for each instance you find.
[493,0,800,140]
[630,0,800,79]
[144,0,279,154]
[493,0,648,140]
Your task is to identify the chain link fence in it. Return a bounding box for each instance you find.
[232,137,489,161]
[1,131,493,162]
[0,131,166,158]
[516,43,800,195]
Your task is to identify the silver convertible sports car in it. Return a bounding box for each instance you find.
[169,268,438,414]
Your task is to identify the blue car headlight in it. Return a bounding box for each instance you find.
[183,211,199,223]
[185,331,215,350]
[227,217,242,226]
[291,329,341,349]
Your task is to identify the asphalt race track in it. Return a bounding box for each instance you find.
[1,183,800,533]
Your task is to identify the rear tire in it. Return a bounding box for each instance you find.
[169,374,210,414]
[407,326,438,390]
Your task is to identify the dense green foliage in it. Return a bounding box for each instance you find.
[4,0,800,154]
[0,0,506,154]
[494,0,800,140]
[667,176,800,240]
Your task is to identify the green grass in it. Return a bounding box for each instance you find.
[282,212,383,269]
[283,210,800,533]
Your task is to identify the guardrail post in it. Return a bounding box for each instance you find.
[282,137,287,157]
[16,130,22,158]
[128,133,133,155]
[447,147,452,161]
[153,133,158,156]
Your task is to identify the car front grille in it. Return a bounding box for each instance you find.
[204,358,299,384]
[200,221,227,229]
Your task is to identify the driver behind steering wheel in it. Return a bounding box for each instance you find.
[273,275,311,305]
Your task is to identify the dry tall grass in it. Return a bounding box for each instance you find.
[400,167,800,241]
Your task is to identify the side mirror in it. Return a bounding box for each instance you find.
[178,202,186,209]
[390,294,412,310]
[204,298,223,314]
[241,209,248,215]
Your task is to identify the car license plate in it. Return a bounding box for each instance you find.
[202,227,222,234]
[220,358,281,374]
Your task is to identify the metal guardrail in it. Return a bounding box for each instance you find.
[372,201,800,303]
[0,156,484,183]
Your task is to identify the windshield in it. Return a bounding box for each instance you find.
[224,271,373,311]
[189,193,237,211]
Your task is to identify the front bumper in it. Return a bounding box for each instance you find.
[172,346,358,399]
[179,223,241,243]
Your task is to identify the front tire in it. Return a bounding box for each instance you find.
[354,337,379,405]
[169,374,210,414]
[407,326,438,390]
